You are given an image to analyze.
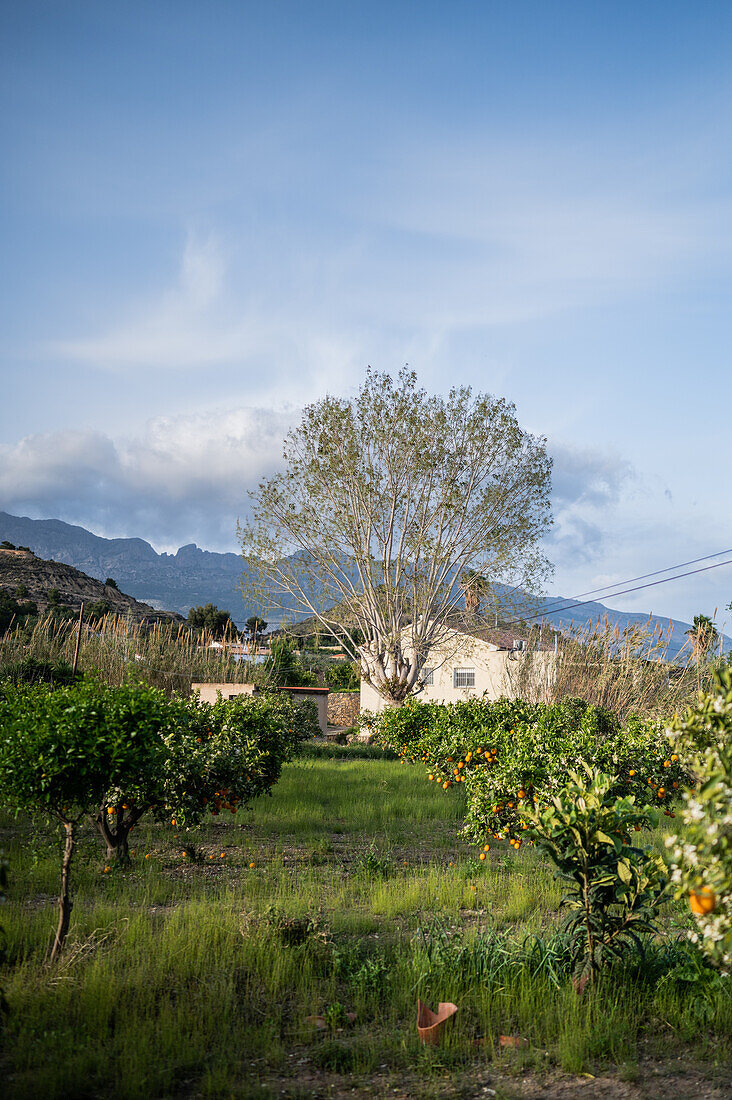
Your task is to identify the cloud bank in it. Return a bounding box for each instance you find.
[0,407,298,552]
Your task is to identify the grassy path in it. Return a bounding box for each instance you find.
[0,749,730,1099]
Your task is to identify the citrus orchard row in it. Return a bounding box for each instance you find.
[367,696,692,850]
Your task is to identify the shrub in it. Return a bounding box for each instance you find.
[372,696,690,848]
[0,680,312,958]
[664,668,732,972]
[0,655,75,687]
[521,767,668,986]
[324,660,360,691]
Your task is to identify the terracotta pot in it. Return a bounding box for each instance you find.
[416,998,458,1046]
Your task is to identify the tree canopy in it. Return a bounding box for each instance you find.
[187,603,236,637]
[240,369,552,705]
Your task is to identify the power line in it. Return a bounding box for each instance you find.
[523,546,732,621]
[505,557,732,630]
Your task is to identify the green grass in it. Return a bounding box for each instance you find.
[1,754,730,1099]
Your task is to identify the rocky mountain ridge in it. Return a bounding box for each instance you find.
[0,511,727,658]
[0,547,184,625]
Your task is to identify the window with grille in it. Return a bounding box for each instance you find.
[453,667,475,688]
[422,666,434,685]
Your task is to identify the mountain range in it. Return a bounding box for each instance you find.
[0,511,725,659]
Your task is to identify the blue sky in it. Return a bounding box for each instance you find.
[1,1,731,626]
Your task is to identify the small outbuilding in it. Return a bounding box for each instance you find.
[191,682,330,736]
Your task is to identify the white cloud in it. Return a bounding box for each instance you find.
[0,406,298,551]
[48,234,273,370]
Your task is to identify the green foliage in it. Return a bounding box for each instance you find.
[521,768,668,983]
[0,541,15,550]
[85,599,112,622]
[0,679,173,826]
[371,695,690,847]
[665,668,732,972]
[187,603,236,637]
[0,591,38,633]
[0,849,6,1025]
[263,636,317,687]
[324,659,360,691]
[0,655,76,687]
[245,615,267,636]
[104,577,118,589]
[0,679,312,953]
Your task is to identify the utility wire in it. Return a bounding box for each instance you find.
[502,557,732,630]
[520,546,732,622]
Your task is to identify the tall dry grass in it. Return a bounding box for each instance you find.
[0,612,258,695]
[506,616,717,720]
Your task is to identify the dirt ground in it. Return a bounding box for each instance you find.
[249,1059,732,1100]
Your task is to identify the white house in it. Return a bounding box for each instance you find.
[359,623,555,712]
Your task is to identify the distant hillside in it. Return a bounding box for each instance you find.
[0,547,184,625]
[0,512,251,622]
[0,511,727,657]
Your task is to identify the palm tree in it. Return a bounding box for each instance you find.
[685,614,718,663]
[460,569,489,618]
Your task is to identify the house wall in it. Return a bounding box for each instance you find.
[359,640,554,713]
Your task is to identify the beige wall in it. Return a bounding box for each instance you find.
[360,635,554,713]
[191,682,329,735]
[192,682,257,704]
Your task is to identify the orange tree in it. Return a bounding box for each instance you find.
[664,668,732,971]
[370,696,690,851]
[97,689,314,858]
[0,680,314,959]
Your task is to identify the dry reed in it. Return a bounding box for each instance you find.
[0,612,259,695]
[506,616,716,720]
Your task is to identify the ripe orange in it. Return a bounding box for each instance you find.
[248,862,255,868]
[479,852,486,861]
[483,843,490,851]
[689,888,717,916]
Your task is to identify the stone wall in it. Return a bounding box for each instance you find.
[327,691,360,727]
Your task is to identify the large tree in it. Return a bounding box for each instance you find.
[240,369,552,705]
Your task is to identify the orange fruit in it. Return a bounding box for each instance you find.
[479,852,486,861]
[248,861,255,868]
[689,889,717,916]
